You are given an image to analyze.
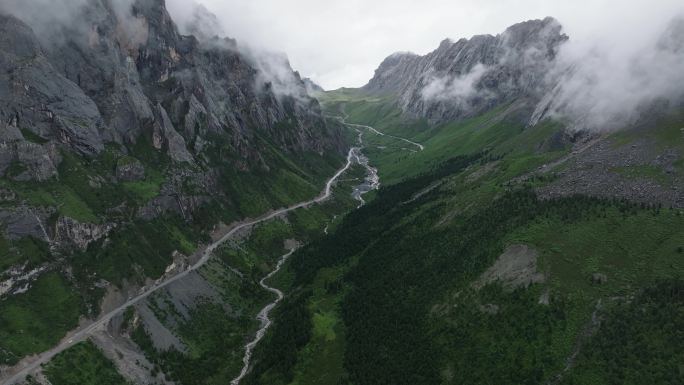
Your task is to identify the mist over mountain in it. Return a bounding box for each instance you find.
[365,17,567,124]
[533,16,684,131]
[366,15,684,132]
[1,2,684,385]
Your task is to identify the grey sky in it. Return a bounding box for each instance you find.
[166,0,684,90]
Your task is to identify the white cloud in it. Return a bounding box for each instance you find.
[166,0,684,90]
[421,63,489,105]
[4,0,683,107]
[0,0,89,42]
[535,13,684,131]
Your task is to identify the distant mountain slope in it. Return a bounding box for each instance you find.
[251,16,684,384]
[365,17,567,124]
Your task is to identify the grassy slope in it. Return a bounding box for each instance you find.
[0,130,347,364]
[126,163,365,385]
[0,272,81,365]
[42,340,130,385]
[242,89,684,385]
[320,89,566,184]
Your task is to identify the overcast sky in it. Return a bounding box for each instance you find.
[168,0,682,90]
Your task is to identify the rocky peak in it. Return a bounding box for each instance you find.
[181,3,225,42]
[0,13,41,58]
[365,51,420,93]
[302,77,324,95]
[501,17,563,49]
[0,0,342,178]
[364,17,568,124]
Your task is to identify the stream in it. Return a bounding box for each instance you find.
[230,126,382,385]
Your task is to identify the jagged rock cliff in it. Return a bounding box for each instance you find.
[0,0,342,168]
[303,77,325,95]
[365,17,567,124]
[0,0,345,253]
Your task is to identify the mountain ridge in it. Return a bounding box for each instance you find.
[2,6,684,385]
[364,17,567,124]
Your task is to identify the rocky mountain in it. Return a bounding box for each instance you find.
[366,16,684,131]
[0,0,342,171]
[303,77,325,95]
[262,15,684,385]
[365,17,567,124]
[2,5,683,385]
[0,0,347,241]
[0,0,347,373]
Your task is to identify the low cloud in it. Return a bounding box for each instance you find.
[112,0,150,53]
[0,0,147,53]
[242,47,308,100]
[168,1,224,42]
[535,15,684,131]
[168,0,308,101]
[421,63,489,106]
[0,0,89,43]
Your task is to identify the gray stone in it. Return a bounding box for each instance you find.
[115,157,145,182]
[155,104,194,163]
[591,273,608,285]
[474,244,546,291]
[0,206,53,241]
[0,14,105,156]
[0,188,15,202]
[55,216,115,250]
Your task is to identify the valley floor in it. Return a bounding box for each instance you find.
[229,89,684,385]
[6,89,684,385]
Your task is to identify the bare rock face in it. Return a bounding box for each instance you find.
[55,216,115,250]
[0,97,62,182]
[0,140,62,182]
[0,206,53,241]
[153,104,193,163]
[365,17,568,124]
[0,0,344,169]
[474,244,546,291]
[0,14,105,156]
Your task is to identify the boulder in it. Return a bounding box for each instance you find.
[116,156,146,182]
[591,273,608,285]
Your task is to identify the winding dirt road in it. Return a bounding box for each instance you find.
[344,121,425,151]
[2,116,419,385]
[326,113,425,152]
[1,147,359,385]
